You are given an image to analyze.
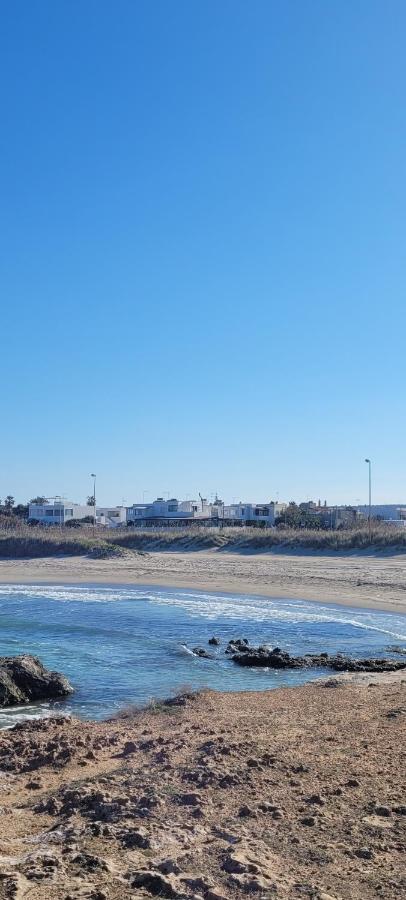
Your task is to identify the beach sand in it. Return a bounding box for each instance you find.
[0,548,405,613]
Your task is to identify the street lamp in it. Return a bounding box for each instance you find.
[365,459,372,541]
[90,473,96,536]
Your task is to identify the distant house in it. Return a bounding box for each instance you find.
[127,498,192,525]
[28,499,92,525]
[96,507,127,528]
[223,502,287,526]
[126,496,231,525]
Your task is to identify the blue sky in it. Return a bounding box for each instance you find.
[1,1,405,506]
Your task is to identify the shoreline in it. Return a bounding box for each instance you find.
[0,548,406,613]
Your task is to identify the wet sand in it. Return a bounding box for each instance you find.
[0,548,405,613]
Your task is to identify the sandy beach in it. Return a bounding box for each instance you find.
[0,548,405,613]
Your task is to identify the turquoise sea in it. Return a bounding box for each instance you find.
[0,583,405,727]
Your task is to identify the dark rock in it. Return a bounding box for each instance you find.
[231,645,406,672]
[208,637,220,646]
[157,859,182,876]
[71,852,109,872]
[120,826,150,849]
[300,816,316,826]
[219,773,240,788]
[375,805,392,817]
[355,847,374,859]
[0,655,73,707]
[238,805,257,818]
[122,740,137,756]
[192,647,214,659]
[129,870,181,898]
[175,792,202,806]
[306,794,326,806]
[26,779,43,790]
[225,639,250,655]
[232,648,306,668]
[386,707,406,719]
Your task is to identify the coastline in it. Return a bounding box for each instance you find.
[1,556,405,897]
[0,548,406,613]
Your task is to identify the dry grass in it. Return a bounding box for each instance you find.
[111,523,406,552]
[0,523,405,559]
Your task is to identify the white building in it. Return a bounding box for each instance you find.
[96,507,127,528]
[223,501,287,526]
[127,498,192,524]
[28,499,92,525]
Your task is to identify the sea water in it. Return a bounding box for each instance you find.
[0,583,405,727]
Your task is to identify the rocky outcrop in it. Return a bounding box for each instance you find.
[0,655,74,707]
[231,645,406,673]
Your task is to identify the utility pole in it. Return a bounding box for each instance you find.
[365,459,372,542]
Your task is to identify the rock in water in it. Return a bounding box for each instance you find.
[192,647,214,659]
[231,646,406,672]
[0,655,74,707]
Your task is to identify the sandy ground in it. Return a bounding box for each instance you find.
[0,676,405,899]
[0,549,406,613]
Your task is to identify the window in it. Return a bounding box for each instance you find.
[168,504,177,512]
[64,509,73,516]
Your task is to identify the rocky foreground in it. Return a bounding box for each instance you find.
[0,679,405,900]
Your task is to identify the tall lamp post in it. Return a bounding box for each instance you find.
[90,473,96,536]
[365,459,372,542]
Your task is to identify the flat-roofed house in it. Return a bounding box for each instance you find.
[28,499,92,525]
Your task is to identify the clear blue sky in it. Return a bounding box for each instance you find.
[1,1,405,506]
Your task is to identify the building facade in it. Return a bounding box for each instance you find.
[126,498,192,524]
[28,499,92,524]
[96,507,127,528]
[223,501,287,526]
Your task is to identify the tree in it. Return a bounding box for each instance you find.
[4,496,15,513]
[14,504,29,519]
[275,502,322,529]
[30,496,47,505]
[87,496,95,506]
